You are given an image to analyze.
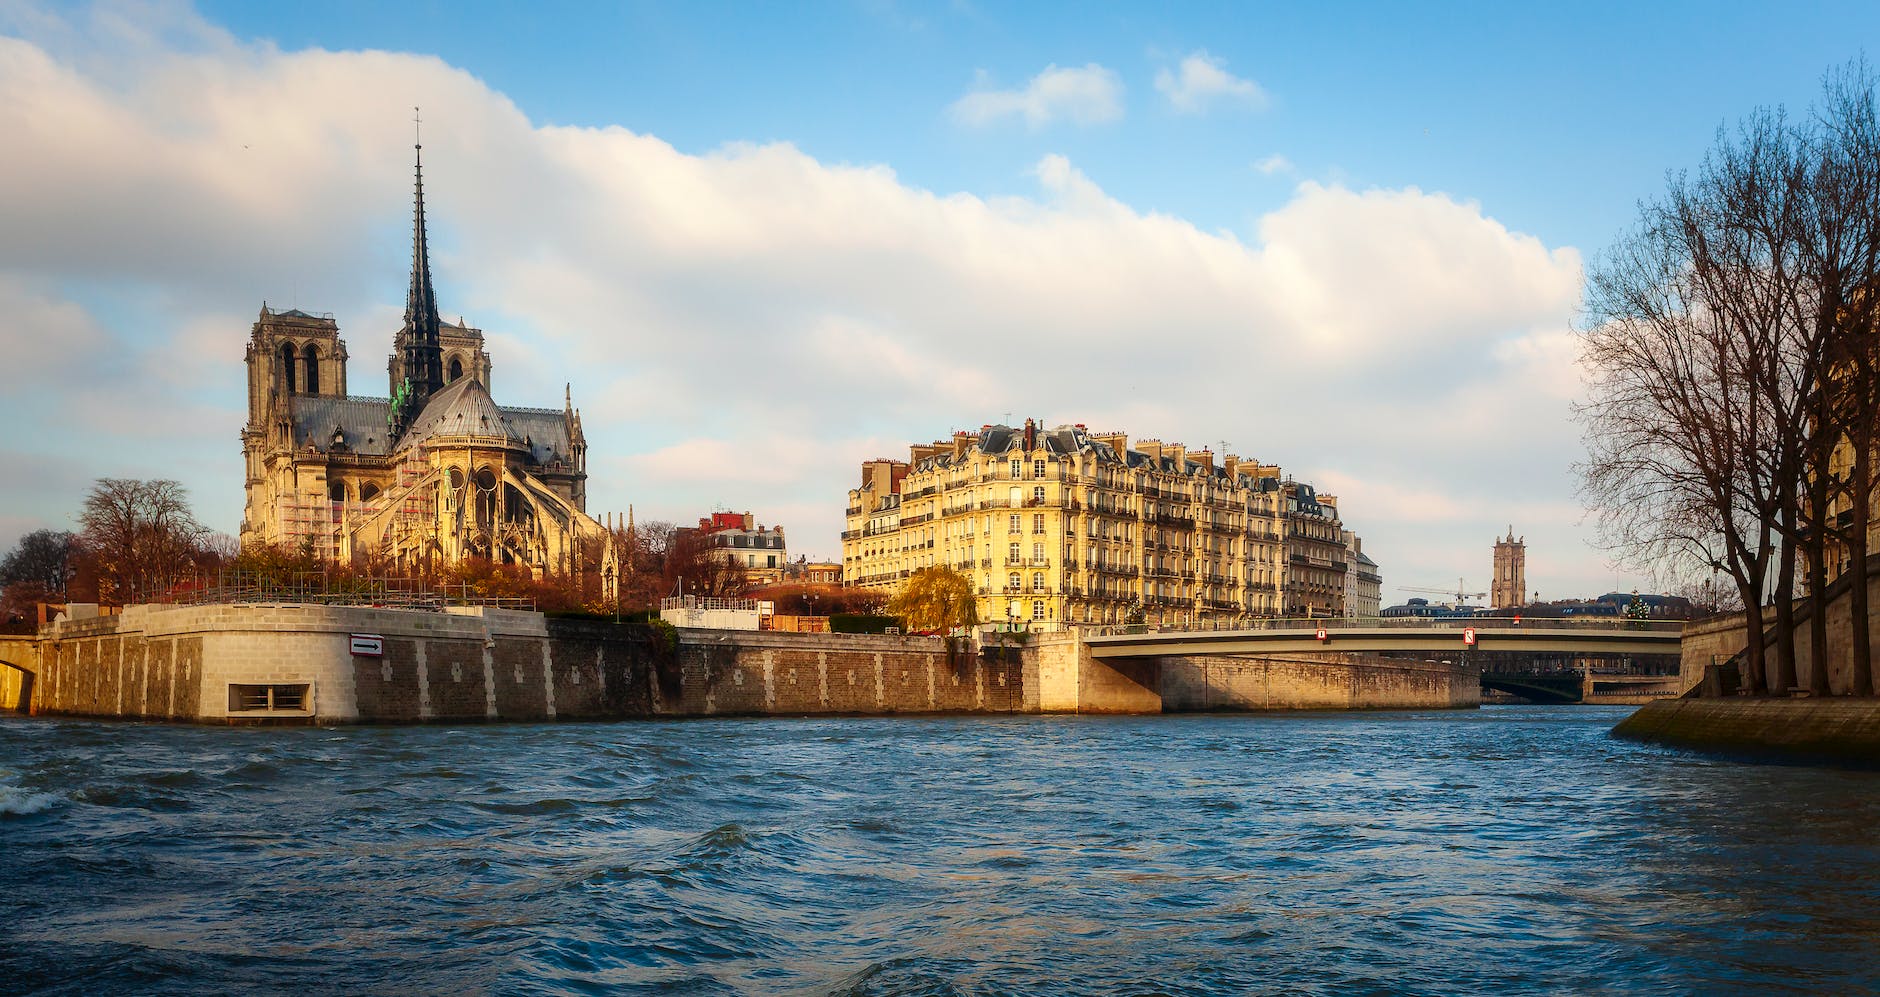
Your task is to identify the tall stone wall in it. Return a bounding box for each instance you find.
[23,605,1031,724]
[1680,563,1880,695]
[658,630,1025,716]
[1680,613,1757,693]
[16,605,1475,724]
[1156,653,1478,711]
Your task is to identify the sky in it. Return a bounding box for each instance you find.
[1,0,1875,603]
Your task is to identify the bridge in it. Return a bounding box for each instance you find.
[0,634,40,714]
[1082,616,1683,659]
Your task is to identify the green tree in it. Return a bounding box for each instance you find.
[886,566,979,634]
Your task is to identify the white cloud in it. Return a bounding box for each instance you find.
[949,63,1123,128]
[1253,153,1293,176]
[1155,51,1267,114]
[0,4,1650,596]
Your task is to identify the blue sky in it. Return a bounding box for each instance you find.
[2,0,1875,601]
[193,0,1874,255]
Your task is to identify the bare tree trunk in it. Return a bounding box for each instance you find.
[1854,442,1876,695]
[1742,591,1770,696]
[1806,460,1834,694]
[1772,503,1800,694]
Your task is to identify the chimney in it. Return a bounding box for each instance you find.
[1169,443,1187,471]
[1223,453,1239,479]
[743,512,755,530]
[1094,432,1128,459]
[1139,439,1163,464]
[952,431,971,459]
[1194,449,1214,473]
[862,458,905,496]
[1024,418,1036,452]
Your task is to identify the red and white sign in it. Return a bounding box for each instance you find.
[349,633,384,657]
[1462,627,1477,647]
[1315,627,1329,642]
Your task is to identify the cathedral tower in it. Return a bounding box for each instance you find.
[1492,526,1527,609]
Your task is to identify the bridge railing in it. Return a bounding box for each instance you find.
[1079,616,1685,639]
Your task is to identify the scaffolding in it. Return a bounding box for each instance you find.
[169,568,535,611]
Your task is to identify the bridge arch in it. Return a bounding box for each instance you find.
[0,654,35,715]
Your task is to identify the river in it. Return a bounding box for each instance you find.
[2,707,1876,995]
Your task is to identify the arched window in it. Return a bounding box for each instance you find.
[1007,572,1020,591]
[328,480,347,502]
[449,356,464,383]
[302,343,320,394]
[278,342,297,393]
[359,482,381,502]
[474,467,498,529]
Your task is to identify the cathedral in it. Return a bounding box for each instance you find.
[240,141,609,580]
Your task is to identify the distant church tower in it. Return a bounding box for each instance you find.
[1492,527,1526,609]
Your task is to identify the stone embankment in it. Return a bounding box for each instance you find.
[1620,555,1880,762]
[1614,698,1880,764]
[7,603,1478,724]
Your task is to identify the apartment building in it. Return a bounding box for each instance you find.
[842,420,1351,629]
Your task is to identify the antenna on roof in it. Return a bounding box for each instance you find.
[413,105,422,149]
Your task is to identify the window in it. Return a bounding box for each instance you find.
[302,344,320,394]
[1033,459,1046,478]
[1032,486,1046,505]
[278,342,297,393]
[1009,514,1021,532]
[1032,542,1045,562]
[1033,513,1045,533]
[1032,573,1045,592]
[1009,542,1020,562]
[1011,459,1022,477]
[228,683,310,713]
[1032,601,1045,620]
[1008,572,1021,590]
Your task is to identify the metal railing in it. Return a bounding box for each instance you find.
[1079,616,1686,638]
[164,570,536,611]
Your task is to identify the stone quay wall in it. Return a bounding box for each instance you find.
[1614,697,1880,763]
[22,604,1028,724]
[17,605,1475,724]
[1154,653,1480,711]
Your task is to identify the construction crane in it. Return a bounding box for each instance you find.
[1399,578,1488,606]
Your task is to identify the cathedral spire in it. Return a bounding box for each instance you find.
[392,108,445,433]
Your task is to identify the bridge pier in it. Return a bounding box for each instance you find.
[1030,634,1162,713]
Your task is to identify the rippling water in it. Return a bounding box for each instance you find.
[3,707,1878,995]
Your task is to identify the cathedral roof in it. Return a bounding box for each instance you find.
[289,396,395,455]
[397,377,525,449]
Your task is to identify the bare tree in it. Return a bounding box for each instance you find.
[1581,62,1880,697]
[78,478,209,604]
[0,529,77,594]
[1806,62,1880,695]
